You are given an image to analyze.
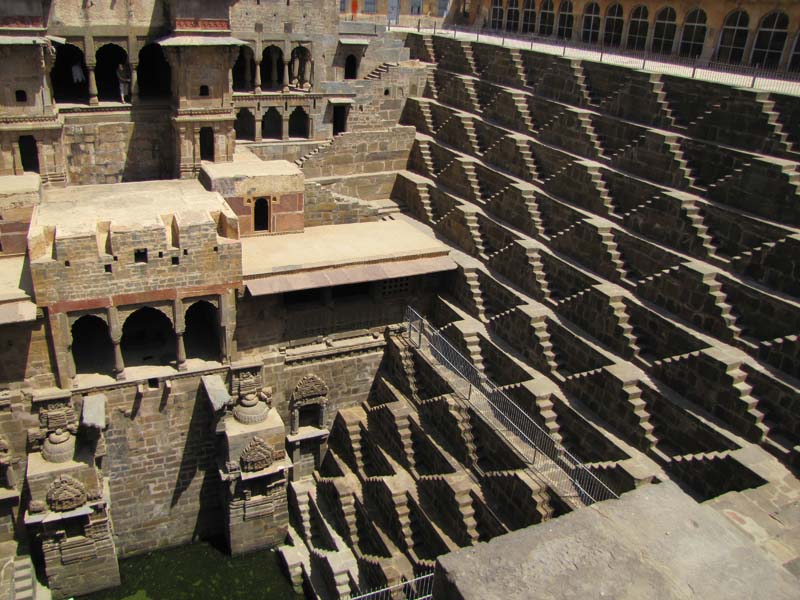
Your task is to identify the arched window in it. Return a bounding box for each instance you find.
[627,6,649,51]
[71,315,114,375]
[199,127,214,161]
[791,35,800,72]
[539,0,555,36]
[581,2,600,43]
[121,307,176,367]
[232,46,256,92]
[652,7,677,54]
[184,301,220,361]
[752,12,789,69]
[603,4,624,47]
[253,197,269,232]
[262,107,282,139]
[521,0,536,34]
[261,46,284,90]
[491,0,504,29]
[344,54,358,79]
[680,9,707,58]
[50,43,89,103]
[18,136,39,173]
[137,44,171,98]
[717,11,750,64]
[506,0,520,31]
[95,43,128,102]
[288,107,310,138]
[291,46,312,88]
[556,0,573,39]
[235,108,255,141]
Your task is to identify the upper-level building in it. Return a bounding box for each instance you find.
[456,0,800,72]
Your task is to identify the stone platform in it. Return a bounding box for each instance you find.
[433,481,798,600]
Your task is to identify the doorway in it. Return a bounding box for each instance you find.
[333,105,348,136]
[18,136,39,173]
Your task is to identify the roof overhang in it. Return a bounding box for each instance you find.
[338,37,372,46]
[245,255,456,296]
[0,300,37,325]
[157,35,248,47]
[328,96,356,105]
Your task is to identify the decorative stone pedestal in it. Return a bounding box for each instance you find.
[24,450,119,599]
[219,392,290,555]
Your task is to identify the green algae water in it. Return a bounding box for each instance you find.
[80,541,301,600]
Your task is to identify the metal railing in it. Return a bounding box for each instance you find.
[404,306,618,506]
[401,22,800,97]
[348,572,435,600]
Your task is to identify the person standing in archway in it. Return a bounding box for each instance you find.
[116,63,131,103]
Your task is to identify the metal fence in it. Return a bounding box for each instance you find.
[348,572,434,600]
[405,306,617,506]
[401,22,800,97]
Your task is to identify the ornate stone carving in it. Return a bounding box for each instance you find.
[233,393,269,425]
[291,374,328,402]
[39,402,78,434]
[239,437,274,473]
[42,429,76,464]
[231,368,263,399]
[46,475,87,512]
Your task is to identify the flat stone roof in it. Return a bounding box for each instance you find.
[33,179,234,237]
[242,220,452,278]
[435,481,798,600]
[201,159,301,179]
[0,173,40,198]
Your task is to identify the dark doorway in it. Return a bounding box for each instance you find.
[50,43,89,103]
[333,105,348,136]
[18,136,39,173]
[288,107,309,138]
[121,307,176,367]
[200,127,214,161]
[71,315,114,375]
[137,44,171,99]
[262,46,284,90]
[232,46,256,91]
[254,197,269,232]
[95,43,128,102]
[344,54,358,79]
[235,109,255,141]
[184,301,220,361]
[262,108,282,139]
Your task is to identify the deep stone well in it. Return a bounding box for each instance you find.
[0,2,798,599]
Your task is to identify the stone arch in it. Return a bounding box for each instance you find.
[184,300,220,361]
[291,45,312,88]
[121,306,176,367]
[253,197,270,231]
[289,374,329,434]
[95,43,129,102]
[344,54,358,79]
[233,45,256,92]
[137,43,171,98]
[50,42,89,103]
[71,314,114,375]
[262,46,284,90]
[240,437,275,472]
[262,107,282,139]
[235,108,256,141]
[288,107,309,139]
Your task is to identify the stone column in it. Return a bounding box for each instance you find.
[291,54,300,87]
[282,112,290,140]
[174,299,187,371]
[254,60,262,93]
[88,65,99,105]
[282,60,290,92]
[108,307,125,380]
[129,62,138,102]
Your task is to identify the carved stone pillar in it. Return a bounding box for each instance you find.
[176,333,187,371]
[174,299,187,371]
[88,66,98,105]
[291,54,299,86]
[282,60,290,92]
[108,307,125,380]
[129,62,138,102]
[254,60,262,93]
